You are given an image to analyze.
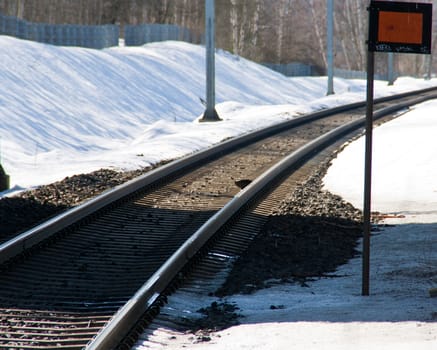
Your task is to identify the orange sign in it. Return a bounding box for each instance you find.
[368,1,432,54]
[378,11,423,44]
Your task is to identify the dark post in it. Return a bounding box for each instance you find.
[0,164,10,192]
[362,49,374,296]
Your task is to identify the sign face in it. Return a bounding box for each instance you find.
[368,1,432,54]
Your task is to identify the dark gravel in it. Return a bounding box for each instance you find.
[216,160,363,296]
[0,168,148,243]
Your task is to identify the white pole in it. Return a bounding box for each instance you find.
[387,52,395,85]
[201,0,220,122]
[327,0,335,95]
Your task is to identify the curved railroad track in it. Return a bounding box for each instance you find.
[1,88,436,349]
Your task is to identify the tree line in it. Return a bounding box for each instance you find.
[0,0,434,77]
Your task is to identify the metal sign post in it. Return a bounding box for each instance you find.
[201,0,220,122]
[363,0,432,296]
[363,48,374,296]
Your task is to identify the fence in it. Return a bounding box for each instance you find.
[261,63,393,80]
[0,13,201,49]
[0,13,399,80]
[0,13,119,49]
[334,67,389,81]
[261,62,319,77]
[124,23,202,46]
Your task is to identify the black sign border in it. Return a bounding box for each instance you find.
[368,1,432,54]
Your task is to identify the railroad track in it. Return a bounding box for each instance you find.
[1,88,436,349]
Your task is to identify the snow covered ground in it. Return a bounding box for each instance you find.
[0,36,436,348]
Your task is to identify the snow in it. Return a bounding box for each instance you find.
[324,100,437,223]
[0,36,436,349]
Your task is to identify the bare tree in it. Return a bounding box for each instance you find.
[0,0,433,76]
[308,0,326,69]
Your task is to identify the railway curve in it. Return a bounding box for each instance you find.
[0,88,436,349]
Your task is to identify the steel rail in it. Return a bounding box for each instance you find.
[86,91,437,349]
[1,86,436,265]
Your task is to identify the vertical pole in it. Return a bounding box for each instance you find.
[201,0,220,122]
[327,0,335,95]
[362,49,374,296]
[426,53,432,80]
[387,52,394,85]
[0,165,9,192]
[0,137,10,192]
